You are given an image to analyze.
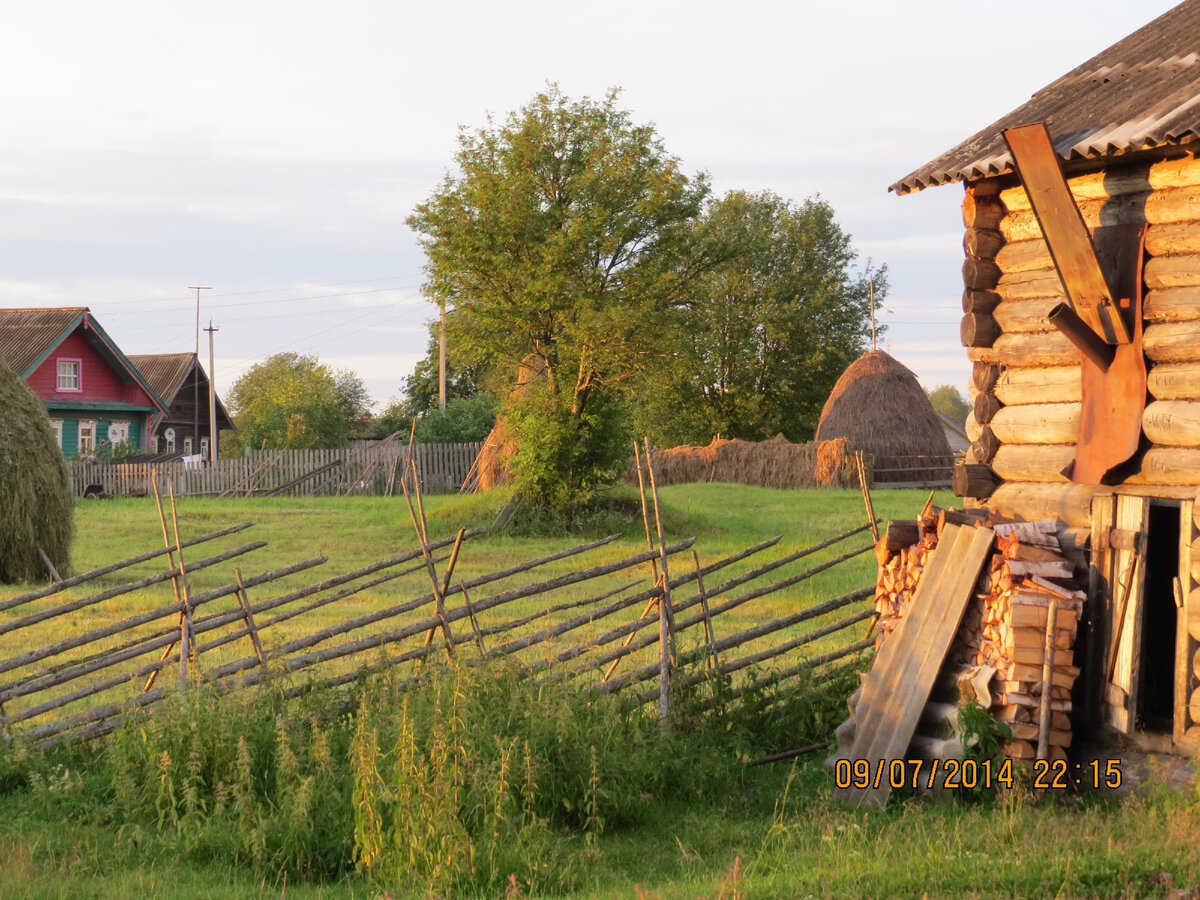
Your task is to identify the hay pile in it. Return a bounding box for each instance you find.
[637,435,862,489]
[815,350,951,482]
[460,354,544,494]
[0,351,73,583]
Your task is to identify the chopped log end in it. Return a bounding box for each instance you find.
[963,257,1003,291]
[953,464,1002,499]
[974,391,1004,425]
[964,227,1006,260]
[971,427,1001,464]
[973,361,1002,393]
[964,290,1002,315]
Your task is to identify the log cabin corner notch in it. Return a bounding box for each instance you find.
[892,0,1200,753]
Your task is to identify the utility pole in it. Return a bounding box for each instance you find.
[869,277,877,351]
[438,299,447,412]
[187,286,211,460]
[204,319,219,462]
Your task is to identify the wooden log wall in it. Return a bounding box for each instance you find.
[957,154,1200,535]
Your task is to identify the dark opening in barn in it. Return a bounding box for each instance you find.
[1140,500,1181,733]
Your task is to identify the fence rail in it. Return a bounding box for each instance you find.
[1,512,878,748]
[69,443,483,499]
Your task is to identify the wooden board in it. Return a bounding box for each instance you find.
[833,524,995,807]
[1107,495,1149,733]
[1180,500,1199,739]
[1176,501,1195,748]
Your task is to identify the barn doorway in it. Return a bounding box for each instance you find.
[1136,500,1180,734]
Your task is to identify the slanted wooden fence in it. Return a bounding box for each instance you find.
[0,508,879,749]
[69,443,482,499]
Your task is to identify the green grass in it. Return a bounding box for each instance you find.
[1,485,1197,898]
[0,484,942,733]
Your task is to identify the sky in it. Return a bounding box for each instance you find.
[0,0,1182,411]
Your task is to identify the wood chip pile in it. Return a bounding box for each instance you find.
[872,505,1085,764]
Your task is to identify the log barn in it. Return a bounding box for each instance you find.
[891,0,1200,752]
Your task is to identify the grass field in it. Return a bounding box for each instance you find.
[1,484,1197,899]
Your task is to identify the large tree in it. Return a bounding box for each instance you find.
[409,86,711,514]
[636,190,886,445]
[225,352,353,450]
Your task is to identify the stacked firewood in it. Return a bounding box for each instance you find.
[873,503,987,647]
[978,521,1082,762]
[873,507,1083,763]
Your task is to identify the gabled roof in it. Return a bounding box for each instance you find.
[892,0,1200,195]
[0,307,86,375]
[0,307,169,414]
[127,351,235,432]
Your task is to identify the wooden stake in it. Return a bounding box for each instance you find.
[401,461,455,659]
[1037,597,1059,762]
[460,584,487,657]
[857,452,879,543]
[234,569,265,664]
[168,485,195,687]
[37,549,61,583]
[644,437,673,721]
[693,550,718,672]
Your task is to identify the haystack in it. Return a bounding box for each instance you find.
[637,435,859,489]
[460,354,545,493]
[815,351,951,481]
[0,351,73,582]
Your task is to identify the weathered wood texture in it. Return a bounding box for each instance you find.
[832,524,995,807]
[70,442,483,498]
[960,156,1200,526]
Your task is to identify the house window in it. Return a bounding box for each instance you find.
[57,359,81,392]
[200,437,210,460]
[50,419,63,450]
[152,436,160,454]
[183,436,193,455]
[78,421,96,456]
[108,421,130,445]
[164,428,176,453]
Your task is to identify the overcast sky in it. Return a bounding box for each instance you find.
[0,0,1181,410]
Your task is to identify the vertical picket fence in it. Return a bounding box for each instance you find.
[70,443,483,499]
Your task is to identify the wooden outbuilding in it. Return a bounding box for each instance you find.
[128,352,233,459]
[892,0,1200,751]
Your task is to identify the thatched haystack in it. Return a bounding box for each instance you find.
[0,351,73,583]
[638,435,862,489]
[816,350,952,483]
[460,354,545,494]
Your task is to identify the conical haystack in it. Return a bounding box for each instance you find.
[815,350,951,482]
[460,355,545,493]
[0,351,74,582]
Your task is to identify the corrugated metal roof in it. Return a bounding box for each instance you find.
[0,308,86,375]
[127,352,193,402]
[127,352,235,432]
[892,0,1200,195]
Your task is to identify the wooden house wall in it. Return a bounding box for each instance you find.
[26,330,154,408]
[154,368,218,450]
[959,153,1200,530]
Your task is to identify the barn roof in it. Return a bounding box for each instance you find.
[128,352,235,432]
[892,0,1200,195]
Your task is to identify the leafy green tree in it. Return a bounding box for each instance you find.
[927,384,971,427]
[225,352,350,449]
[414,394,497,443]
[402,334,486,417]
[409,85,711,516]
[333,368,373,422]
[636,190,885,445]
